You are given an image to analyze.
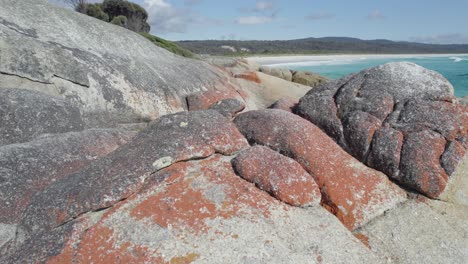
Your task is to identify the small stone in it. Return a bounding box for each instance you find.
[152,156,174,170]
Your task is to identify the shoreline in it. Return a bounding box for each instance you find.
[246,53,468,67]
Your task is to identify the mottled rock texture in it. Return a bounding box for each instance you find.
[18,110,248,236]
[0,129,135,248]
[208,98,246,118]
[234,109,407,230]
[296,62,468,199]
[186,90,242,111]
[0,0,235,126]
[234,71,262,83]
[268,98,298,112]
[5,155,381,263]
[292,70,329,87]
[259,66,293,82]
[232,146,321,207]
[0,88,84,145]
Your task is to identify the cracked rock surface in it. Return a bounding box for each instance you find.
[232,145,321,207]
[18,110,248,236]
[0,0,235,126]
[234,109,407,230]
[0,88,85,146]
[296,62,468,199]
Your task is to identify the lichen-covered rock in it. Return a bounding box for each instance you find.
[186,90,242,111]
[0,0,236,126]
[259,66,293,82]
[234,71,261,83]
[342,111,382,160]
[296,62,468,198]
[5,155,382,263]
[399,130,448,198]
[208,98,245,118]
[0,129,135,250]
[0,89,84,146]
[234,109,406,230]
[268,98,298,112]
[367,126,404,179]
[292,71,329,87]
[18,110,248,235]
[232,146,321,207]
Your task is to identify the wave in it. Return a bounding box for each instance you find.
[449,57,467,62]
[265,58,360,67]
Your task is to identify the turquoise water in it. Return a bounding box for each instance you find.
[286,55,468,97]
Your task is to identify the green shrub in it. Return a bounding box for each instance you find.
[84,3,109,22]
[139,32,195,58]
[102,0,150,32]
[110,15,128,27]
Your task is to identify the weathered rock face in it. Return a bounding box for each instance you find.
[208,98,245,118]
[0,0,234,126]
[232,146,321,207]
[259,66,293,82]
[0,129,135,248]
[268,98,298,112]
[234,109,407,230]
[0,88,84,145]
[18,110,248,236]
[460,96,468,106]
[5,155,381,263]
[292,71,329,87]
[234,71,262,83]
[296,62,468,199]
[358,199,468,264]
[186,90,243,111]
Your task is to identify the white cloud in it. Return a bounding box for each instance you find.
[306,12,334,20]
[144,0,189,33]
[254,1,274,12]
[410,33,468,44]
[367,10,385,20]
[236,16,273,25]
[144,0,217,34]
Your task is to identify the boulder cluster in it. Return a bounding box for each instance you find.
[1,1,467,263]
[1,61,467,263]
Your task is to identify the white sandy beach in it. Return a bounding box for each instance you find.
[247,54,468,67]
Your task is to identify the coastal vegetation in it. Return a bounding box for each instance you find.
[176,37,468,56]
[139,32,195,58]
[65,0,193,57]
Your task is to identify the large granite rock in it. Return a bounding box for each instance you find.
[234,109,407,230]
[4,155,382,263]
[0,88,84,145]
[0,129,135,248]
[0,0,234,126]
[296,62,468,199]
[18,110,248,236]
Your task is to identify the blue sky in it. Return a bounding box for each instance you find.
[50,0,468,43]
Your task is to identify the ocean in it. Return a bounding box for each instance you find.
[268,55,468,98]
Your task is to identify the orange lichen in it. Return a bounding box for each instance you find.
[170,253,200,264]
[353,233,371,249]
[235,71,261,83]
[130,156,275,233]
